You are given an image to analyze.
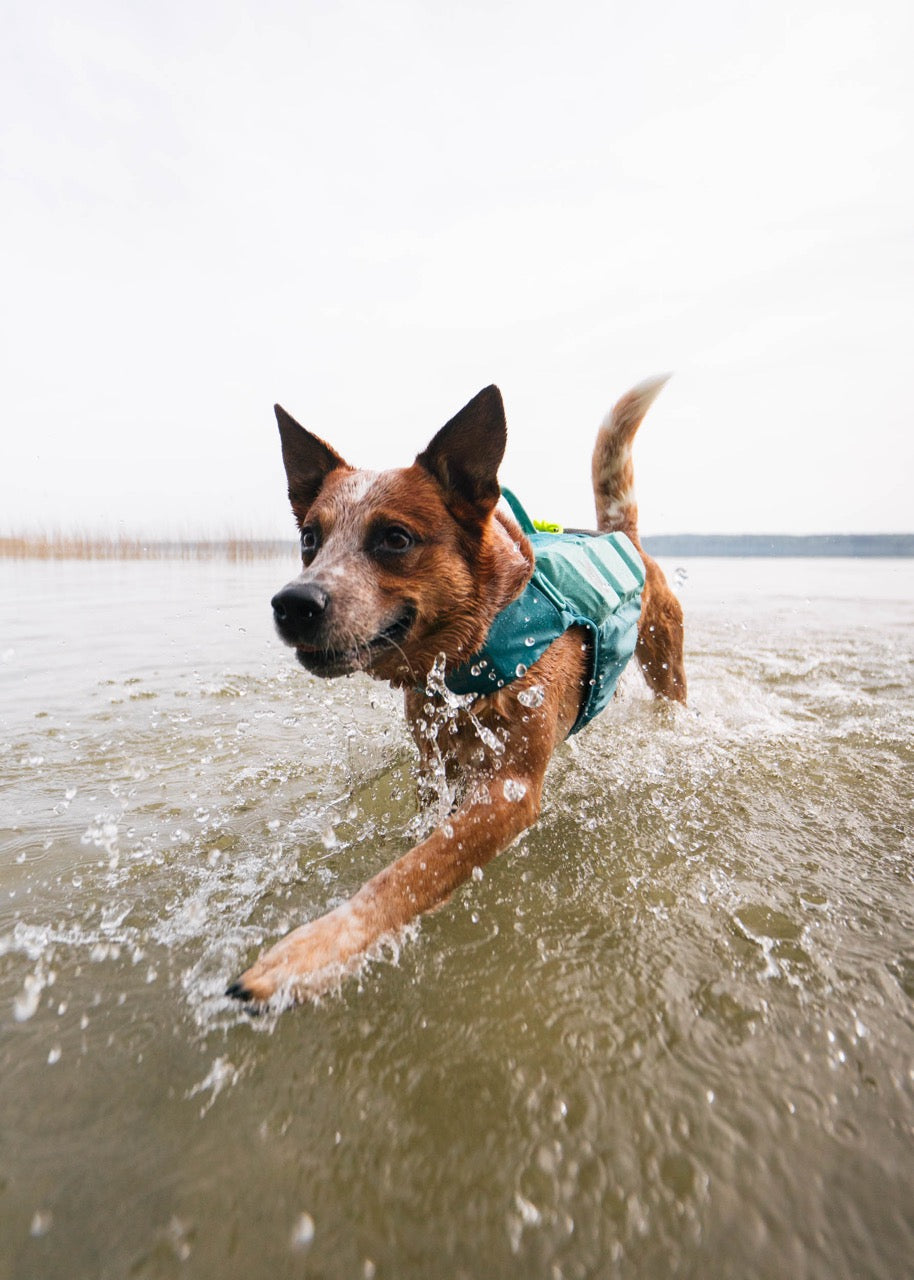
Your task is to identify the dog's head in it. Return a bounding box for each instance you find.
[270,388,533,686]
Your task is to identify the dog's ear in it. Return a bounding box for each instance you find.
[415,386,506,522]
[275,405,350,513]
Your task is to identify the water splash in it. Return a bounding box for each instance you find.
[418,654,506,822]
[187,1054,241,1116]
[13,963,48,1022]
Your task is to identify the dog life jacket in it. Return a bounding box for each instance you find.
[445,489,645,733]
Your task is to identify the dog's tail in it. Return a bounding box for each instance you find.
[591,374,670,540]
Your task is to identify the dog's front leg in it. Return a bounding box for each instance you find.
[225,654,586,1007]
[227,632,589,1007]
[226,766,543,1005]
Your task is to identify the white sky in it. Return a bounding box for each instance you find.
[2,0,912,536]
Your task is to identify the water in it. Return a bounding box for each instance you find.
[1,555,912,1280]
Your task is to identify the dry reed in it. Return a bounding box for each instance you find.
[0,532,293,562]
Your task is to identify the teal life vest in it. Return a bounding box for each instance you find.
[445,489,645,733]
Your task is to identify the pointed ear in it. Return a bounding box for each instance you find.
[415,386,506,522]
[274,404,350,513]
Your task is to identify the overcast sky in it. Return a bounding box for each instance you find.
[2,0,911,536]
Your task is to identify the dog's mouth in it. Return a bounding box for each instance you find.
[294,605,417,677]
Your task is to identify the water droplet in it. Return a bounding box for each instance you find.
[30,1210,53,1238]
[164,1217,192,1262]
[14,972,45,1022]
[503,779,528,802]
[471,865,484,882]
[524,636,536,647]
[515,664,527,678]
[515,1192,542,1226]
[291,1213,315,1250]
[47,1045,62,1065]
[518,685,545,708]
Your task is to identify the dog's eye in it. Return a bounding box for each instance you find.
[300,526,319,555]
[377,526,415,553]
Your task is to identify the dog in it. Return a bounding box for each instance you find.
[227,377,686,1005]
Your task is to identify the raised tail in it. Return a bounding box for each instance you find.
[591,374,670,539]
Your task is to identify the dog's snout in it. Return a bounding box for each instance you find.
[271,582,328,629]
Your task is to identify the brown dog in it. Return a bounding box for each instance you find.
[227,378,686,1005]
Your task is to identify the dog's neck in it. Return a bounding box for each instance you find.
[388,506,534,691]
[481,506,536,617]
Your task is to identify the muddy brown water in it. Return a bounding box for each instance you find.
[1,555,912,1279]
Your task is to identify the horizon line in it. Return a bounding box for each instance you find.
[1,531,912,562]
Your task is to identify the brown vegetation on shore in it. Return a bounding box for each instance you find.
[0,533,292,561]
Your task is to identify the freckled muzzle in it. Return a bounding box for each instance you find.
[271,578,417,677]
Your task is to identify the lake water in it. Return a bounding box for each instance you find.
[1,554,912,1280]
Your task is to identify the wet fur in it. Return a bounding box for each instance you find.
[227,380,686,1006]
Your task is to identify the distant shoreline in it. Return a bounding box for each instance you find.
[642,534,914,558]
[1,533,912,561]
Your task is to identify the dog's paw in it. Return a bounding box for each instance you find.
[226,904,368,1007]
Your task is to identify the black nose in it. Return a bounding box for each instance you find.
[271,582,328,632]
